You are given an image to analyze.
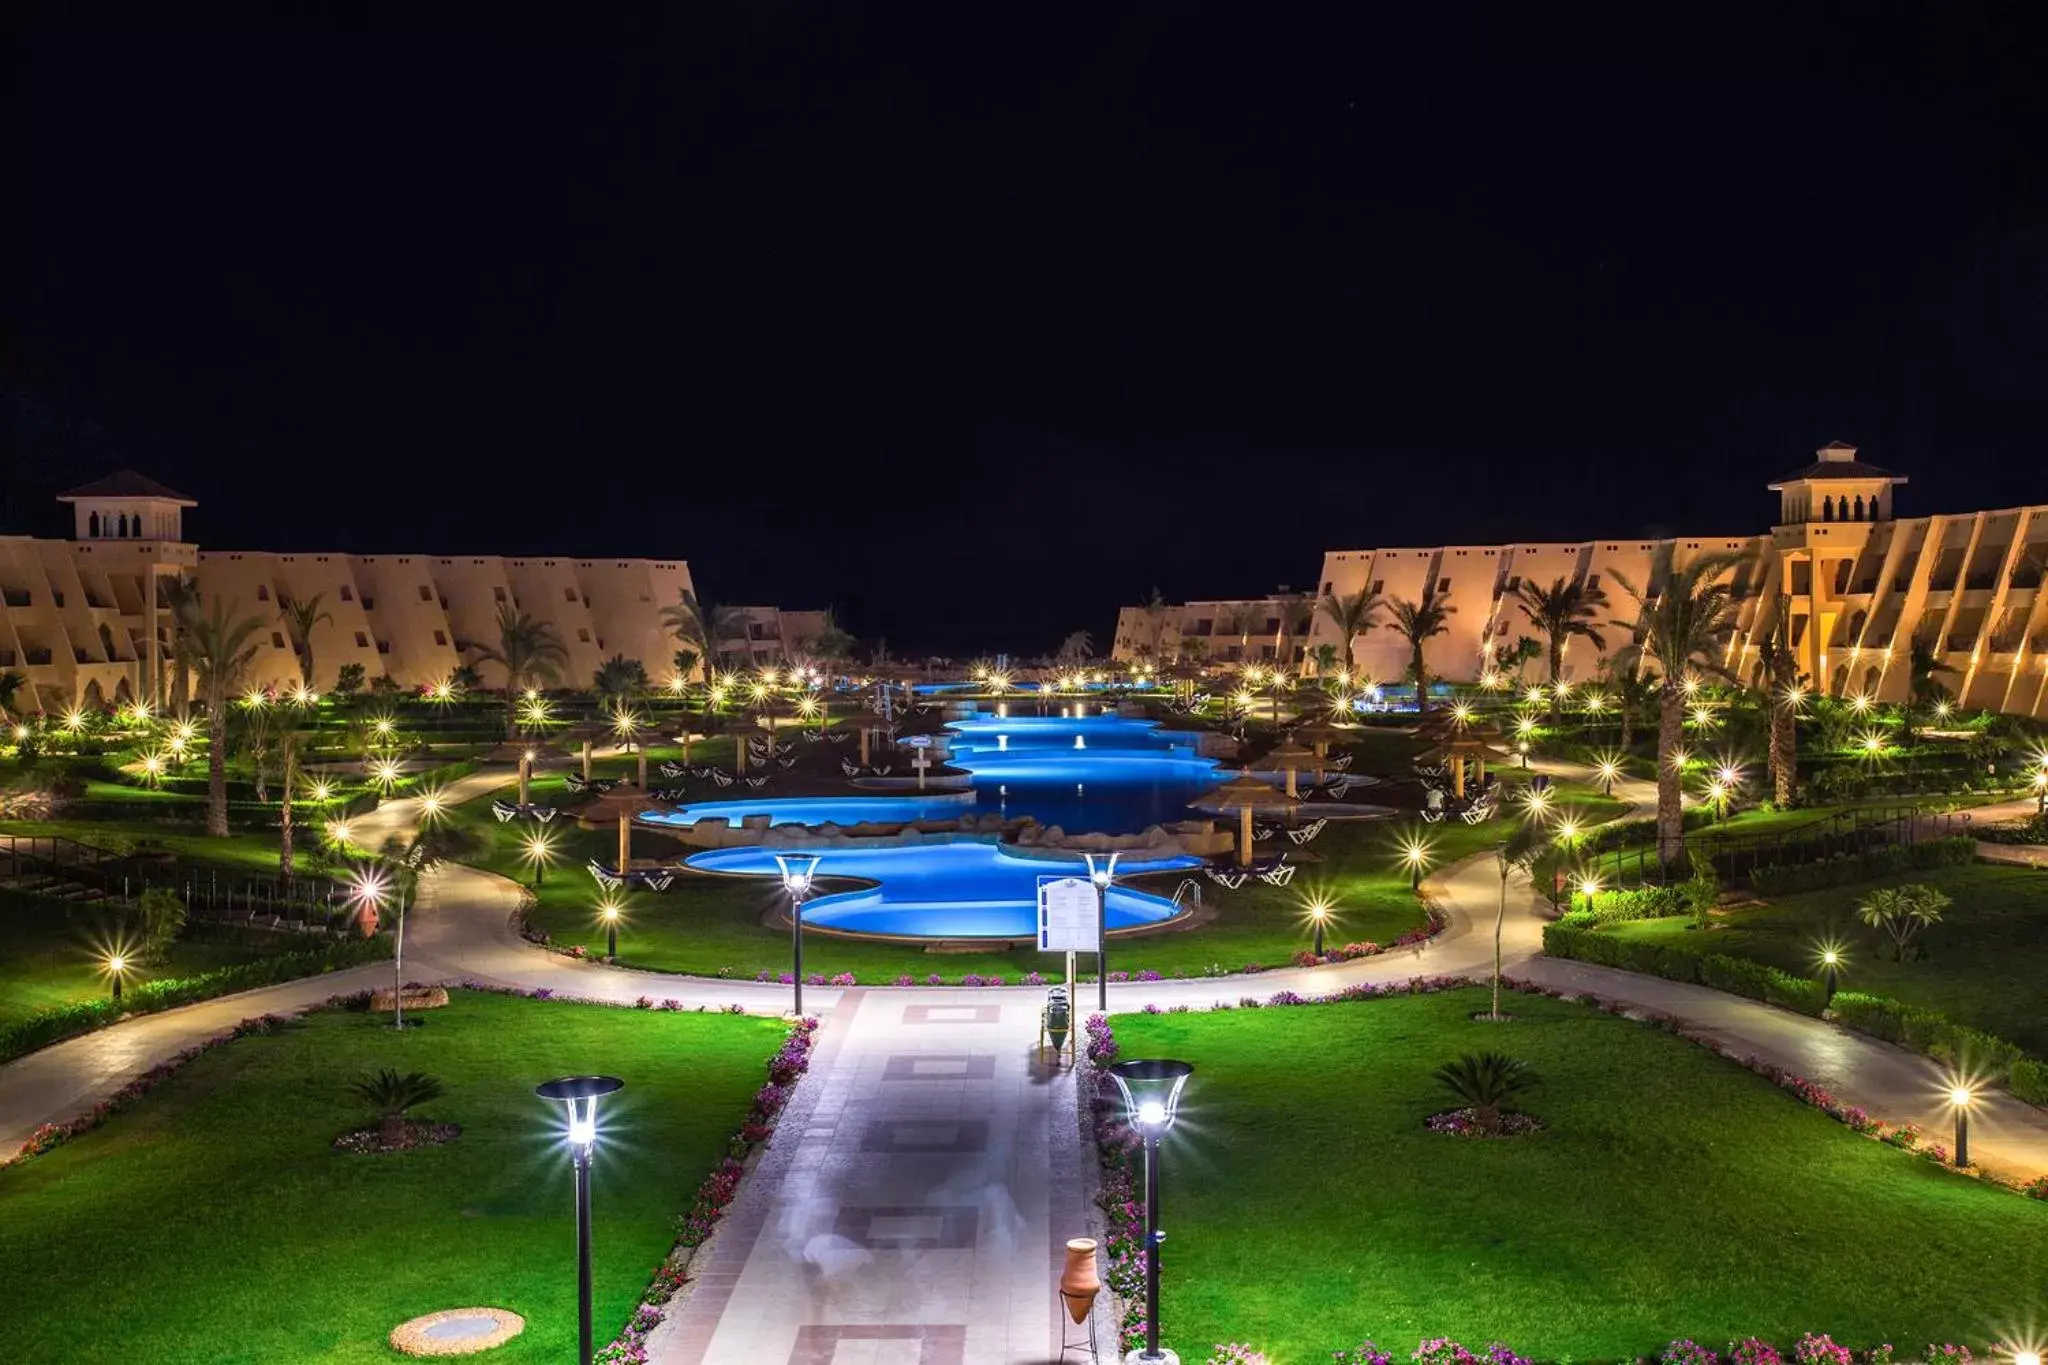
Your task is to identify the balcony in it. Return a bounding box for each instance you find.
[1,589,29,608]
[1989,634,2024,654]
[1945,634,1978,653]
[23,648,52,666]
[1964,573,1999,591]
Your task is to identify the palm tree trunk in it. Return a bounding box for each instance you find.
[279,746,296,885]
[1656,680,1685,868]
[1413,647,1429,716]
[1769,703,1796,807]
[1547,639,1564,724]
[173,653,191,720]
[206,692,230,838]
[1619,686,1636,752]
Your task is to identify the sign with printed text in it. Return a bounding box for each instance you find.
[1037,876,1099,952]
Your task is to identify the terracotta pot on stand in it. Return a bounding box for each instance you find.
[1059,1237,1101,1323]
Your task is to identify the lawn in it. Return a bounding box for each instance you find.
[0,908,284,1030]
[1608,862,2048,1054]
[1111,988,2048,1361]
[446,769,1624,981]
[0,990,783,1364]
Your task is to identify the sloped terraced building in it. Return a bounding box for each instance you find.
[0,473,822,713]
[1117,445,2048,718]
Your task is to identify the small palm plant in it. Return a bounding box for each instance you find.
[350,1069,445,1145]
[1857,883,1951,961]
[1432,1052,1535,1134]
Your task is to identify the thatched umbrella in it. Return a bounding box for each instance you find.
[1418,733,1512,799]
[1251,740,1322,799]
[580,784,656,877]
[836,712,897,767]
[1193,772,1301,866]
[1290,720,1352,760]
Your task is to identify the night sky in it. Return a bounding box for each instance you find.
[6,4,2047,655]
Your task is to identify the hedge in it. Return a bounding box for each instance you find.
[1747,835,1976,896]
[0,934,393,1066]
[1544,920,2044,1102]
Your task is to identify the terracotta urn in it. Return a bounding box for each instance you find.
[1059,1237,1100,1322]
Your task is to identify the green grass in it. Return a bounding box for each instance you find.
[448,769,1623,981]
[1608,862,2048,1054]
[1112,988,2048,1360]
[0,990,781,1364]
[0,915,281,1031]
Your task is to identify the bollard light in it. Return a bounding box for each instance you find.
[1306,897,1330,957]
[535,1075,625,1365]
[107,953,127,1002]
[1108,1060,1195,1365]
[598,895,624,960]
[1949,1085,1973,1168]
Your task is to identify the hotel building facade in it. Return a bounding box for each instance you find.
[1115,445,2048,719]
[0,473,825,713]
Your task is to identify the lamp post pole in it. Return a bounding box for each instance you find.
[1951,1087,1972,1168]
[536,1075,624,1365]
[1142,1123,1164,1357]
[776,854,821,1016]
[1085,851,1119,1014]
[1109,1059,1194,1365]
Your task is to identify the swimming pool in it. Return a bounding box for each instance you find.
[686,841,1202,939]
[642,712,1227,836]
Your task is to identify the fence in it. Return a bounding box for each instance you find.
[1585,805,1970,890]
[0,833,350,932]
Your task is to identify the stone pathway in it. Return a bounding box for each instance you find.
[8,759,2048,1363]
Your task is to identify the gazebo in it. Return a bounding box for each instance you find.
[1418,733,1511,799]
[1194,772,1302,866]
[1251,740,1322,799]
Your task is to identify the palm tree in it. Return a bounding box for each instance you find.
[349,1069,445,1146]
[1055,630,1094,668]
[470,605,568,732]
[1902,635,1958,741]
[1609,555,1740,865]
[1140,587,1172,657]
[158,573,202,716]
[1220,604,1262,663]
[277,590,334,691]
[267,704,316,884]
[1388,591,1456,717]
[1273,599,1313,672]
[1754,602,1804,806]
[658,590,743,682]
[1317,586,1385,675]
[0,669,23,721]
[809,610,858,677]
[187,599,266,837]
[1490,824,1547,1020]
[1432,1052,1536,1135]
[592,654,648,705]
[1515,577,1609,721]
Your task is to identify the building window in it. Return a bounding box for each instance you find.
[1369,580,1384,596]
[493,587,507,602]
[256,585,270,602]
[418,585,433,601]
[1437,578,1452,594]
[577,627,591,643]
[1586,575,1602,591]
[433,630,448,646]
[339,585,354,602]
[272,632,286,649]
[355,631,370,648]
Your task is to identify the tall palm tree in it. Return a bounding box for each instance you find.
[268,703,316,884]
[1275,599,1313,672]
[277,590,334,692]
[470,605,568,733]
[1317,586,1385,675]
[1055,630,1094,667]
[1754,601,1804,806]
[157,573,202,716]
[188,598,266,838]
[658,590,743,682]
[1514,577,1609,721]
[1388,591,1456,717]
[592,654,647,705]
[1902,635,1958,741]
[1609,555,1740,864]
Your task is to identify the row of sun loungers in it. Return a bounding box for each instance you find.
[563,773,620,795]
[840,760,895,778]
[1201,855,1297,890]
[490,800,559,823]
[1421,786,1501,825]
[586,860,679,892]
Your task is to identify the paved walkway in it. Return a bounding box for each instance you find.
[8,760,2048,1363]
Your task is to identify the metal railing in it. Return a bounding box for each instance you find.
[1585,805,1968,890]
[1170,879,1203,915]
[0,833,349,929]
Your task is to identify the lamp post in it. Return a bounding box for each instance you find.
[601,899,621,960]
[1819,948,1841,1006]
[535,1075,625,1365]
[1308,899,1329,958]
[1107,1059,1194,1365]
[1949,1085,1973,1168]
[1401,833,1431,891]
[775,853,820,1016]
[108,953,126,1002]
[1084,851,1120,1013]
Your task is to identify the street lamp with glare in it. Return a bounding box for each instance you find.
[1084,851,1120,1012]
[1306,897,1330,957]
[535,1075,625,1365]
[1399,831,1433,890]
[1107,1059,1194,1365]
[1818,946,1843,1005]
[775,853,821,1015]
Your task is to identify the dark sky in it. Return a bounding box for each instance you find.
[6,4,2048,655]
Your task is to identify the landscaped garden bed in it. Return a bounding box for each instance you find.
[1094,984,2048,1362]
[0,988,795,1363]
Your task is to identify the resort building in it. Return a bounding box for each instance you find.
[0,473,817,712]
[1120,445,2048,718]
[1111,590,1316,668]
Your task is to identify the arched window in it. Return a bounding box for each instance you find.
[1821,496,1835,523]
[88,511,100,538]
[1853,495,1866,522]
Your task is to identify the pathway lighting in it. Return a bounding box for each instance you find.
[106,952,127,1002]
[534,1074,625,1365]
[1949,1084,1974,1168]
[1595,754,1622,796]
[1520,785,1553,821]
[1305,896,1331,957]
[598,894,624,959]
[1084,852,1121,1013]
[1399,831,1434,890]
[1815,942,1845,1005]
[522,829,558,887]
[775,853,821,1015]
[1849,691,1875,715]
[1106,1059,1195,1365]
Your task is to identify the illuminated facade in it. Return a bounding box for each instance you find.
[0,473,819,712]
[1111,591,1316,668]
[1118,445,2048,718]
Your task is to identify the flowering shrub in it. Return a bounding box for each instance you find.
[926,973,944,986]
[1205,1346,1269,1365]
[1413,1339,1477,1365]
[962,974,985,987]
[1727,1338,1783,1365]
[1335,1344,1393,1365]
[1793,1335,1852,1365]
[1025,971,1046,986]
[1662,1341,1719,1365]
[1481,1345,1529,1365]
[829,972,857,987]
[1924,1345,1973,1365]
[633,996,655,1009]
[896,975,916,987]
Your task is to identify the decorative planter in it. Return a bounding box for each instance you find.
[1060,1236,1101,1322]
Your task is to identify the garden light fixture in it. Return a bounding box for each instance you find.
[775,853,821,1015]
[1084,851,1121,1012]
[1306,896,1331,957]
[106,952,126,1002]
[1516,739,1530,768]
[522,829,558,886]
[1949,1084,1974,1167]
[1849,691,1875,715]
[1680,675,1701,699]
[1520,785,1553,821]
[1584,691,1607,713]
[1107,1059,1195,1365]
[1596,755,1622,795]
[598,895,624,959]
[1816,944,1843,1005]
[535,1074,625,1365]
[1399,831,1433,889]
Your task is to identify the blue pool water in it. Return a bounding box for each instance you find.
[686,841,1201,939]
[642,712,1226,836]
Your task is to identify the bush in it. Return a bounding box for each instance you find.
[1577,884,1690,924]
[133,887,187,956]
[1748,837,1975,897]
